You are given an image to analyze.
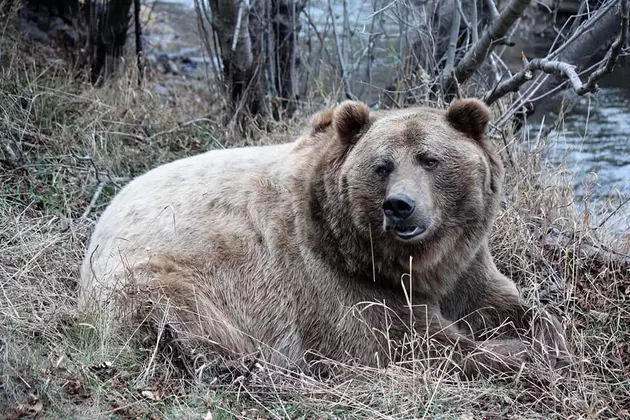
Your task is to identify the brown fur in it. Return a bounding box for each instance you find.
[79,99,570,379]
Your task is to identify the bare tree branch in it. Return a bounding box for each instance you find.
[443,0,532,94]
[484,0,499,20]
[442,2,462,82]
[471,0,479,44]
[455,0,471,30]
[487,0,628,109]
[328,0,354,99]
[484,57,582,104]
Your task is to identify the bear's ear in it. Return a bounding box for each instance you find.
[332,100,371,144]
[445,98,490,142]
[310,108,334,134]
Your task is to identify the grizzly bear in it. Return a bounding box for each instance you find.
[79,98,570,378]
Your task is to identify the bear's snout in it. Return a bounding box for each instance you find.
[382,193,434,241]
[383,193,416,222]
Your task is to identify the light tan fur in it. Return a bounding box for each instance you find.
[79,99,570,378]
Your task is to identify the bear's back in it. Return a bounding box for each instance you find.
[79,142,296,307]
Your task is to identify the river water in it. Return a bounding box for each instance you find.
[153,0,630,232]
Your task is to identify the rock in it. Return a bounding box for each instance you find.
[156,53,170,66]
[146,54,158,65]
[49,22,80,46]
[154,84,169,96]
[19,21,49,44]
[155,54,179,74]
[50,17,65,30]
[165,60,180,75]
[62,28,79,44]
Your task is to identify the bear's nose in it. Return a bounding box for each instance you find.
[383,194,416,221]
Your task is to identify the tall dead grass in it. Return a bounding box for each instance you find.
[1,20,629,420]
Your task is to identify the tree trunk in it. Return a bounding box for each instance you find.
[88,0,134,85]
[201,0,304,121]
[270,0,304,118]
[210,0,262,118]
[133,0,144,87]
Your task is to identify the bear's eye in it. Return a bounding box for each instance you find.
[374,163,393,176]
[418,156,439,170]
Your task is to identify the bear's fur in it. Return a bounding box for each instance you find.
[79,98,570,378]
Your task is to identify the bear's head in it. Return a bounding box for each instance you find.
[310,98,504,273]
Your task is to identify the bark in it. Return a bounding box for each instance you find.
[210,0,261,116]
[270,0,305,116]
[88,0,134,85]
[133,0,144,87]
[202,0,304,120]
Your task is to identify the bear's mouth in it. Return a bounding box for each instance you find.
[394,225,426,240]
[391,225,426,240]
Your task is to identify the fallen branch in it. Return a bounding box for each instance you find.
[540,227,630,267]
[81,181,105,220]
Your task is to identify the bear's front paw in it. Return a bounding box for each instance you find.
[529,308,572,373]
[460,338,529,379]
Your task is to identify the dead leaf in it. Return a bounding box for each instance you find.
[141,390,161,402]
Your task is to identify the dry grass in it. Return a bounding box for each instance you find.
[1,19,629,420]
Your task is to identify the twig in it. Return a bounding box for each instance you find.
[100,131,146,144]
[445,0,532,93]
[484,57,582,104]
[484,0,500,20]
[328,0,354,99]
[70,150,102,183]
[148,118,215,141]
[231,0,247,52]
[510,0,621,111]
[494,57,604,128]
[597,195,630,229]
[455,0,471,30]
[81,181,105,220]
[194,0,221,82]
[547,0,618,61]
[471,0,479,44]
